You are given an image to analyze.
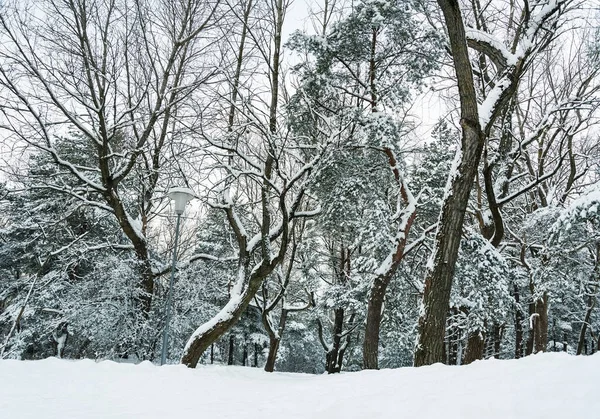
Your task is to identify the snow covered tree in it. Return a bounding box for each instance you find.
[416,0,581,366]
[180,0,336,367]
[289,0,442,369]
[0,0,223,316]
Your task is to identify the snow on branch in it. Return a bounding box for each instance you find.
[465,28,513,69]
[467,0,572,131]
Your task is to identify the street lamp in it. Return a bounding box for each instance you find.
[161,186,195,365]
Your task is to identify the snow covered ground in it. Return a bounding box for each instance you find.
[1,353,597,419]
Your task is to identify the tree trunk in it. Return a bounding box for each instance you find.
[227,334,235,365]
[514,284,523,358]
[533,293,548,353]
[241,335,248,366]
[181,266,267,367]
[263,307,288,372]
[446,308,460,365]
[577,295,596,355]
[264,337,281,372]
[326,308,345,374]
[463,331,485,364]
[526,300,535,356]
[105,189,155,314]
[52,321,69,359]
[492,323,502,358]
[363,278,387,369]
[414,0,484,367]
[182,0,291,371]
[363,149,416,369]
[447,332,459,365]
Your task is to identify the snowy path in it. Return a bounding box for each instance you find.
[1,353,597,419]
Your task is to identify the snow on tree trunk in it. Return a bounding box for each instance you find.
[415,0,568,366]
[363,152,417,369]
[414,0,484,367]
[415,123,484,366]
[181,263,269,367]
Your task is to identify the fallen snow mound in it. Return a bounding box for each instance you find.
[1,353,597,419]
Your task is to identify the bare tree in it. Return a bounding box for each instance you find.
[180,0,337,367]
[0,0,223,314]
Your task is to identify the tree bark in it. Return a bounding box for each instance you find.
[363,149,416,370]
[577,295,596,355]
[492,323,502,358]
[414,0,484,367]
[228,334,235,365]
[181,264,268,367]
[326,308,345,374]
[533,293,548,353]
[463,331,485,364]
[514,284,523,359]
[241,335,248,366]
[525,278,536,356]
[264,338,280,372]
[263,308,288,372]
[363,279,387,369]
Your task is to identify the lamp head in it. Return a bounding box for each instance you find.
[167,187,195,215]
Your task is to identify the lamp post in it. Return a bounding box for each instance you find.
[161,187,195,365]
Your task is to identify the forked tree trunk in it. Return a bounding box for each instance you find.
[263,308,289,372]
[182,0,288,368]
[415,0,560,366]
[107,190,155,314]
[317,246,354,374]
[326,308,345,374]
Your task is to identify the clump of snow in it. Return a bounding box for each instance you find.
[1,353,599,418]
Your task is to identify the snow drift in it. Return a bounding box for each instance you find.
[0,353,596,419]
